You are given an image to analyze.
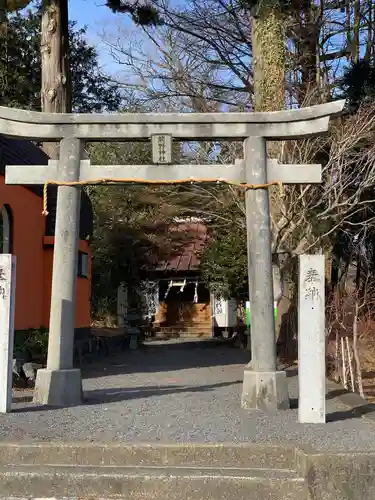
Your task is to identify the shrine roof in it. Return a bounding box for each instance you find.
[150,220,209,273]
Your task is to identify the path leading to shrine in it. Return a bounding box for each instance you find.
[3,338,375,449]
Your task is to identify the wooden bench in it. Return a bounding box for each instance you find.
[74,327,128,365]
[91,327,129,356]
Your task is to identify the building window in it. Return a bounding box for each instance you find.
[0,205,13,254]
[78,251,89,278]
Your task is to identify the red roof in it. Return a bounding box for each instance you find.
[153,221,208,272]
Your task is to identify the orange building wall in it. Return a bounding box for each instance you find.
[0,175,45,330]
[0,175,92,331]
[43,237,92,329]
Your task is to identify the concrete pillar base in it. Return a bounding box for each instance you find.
[241,368,289,411]
[33,368,83,407]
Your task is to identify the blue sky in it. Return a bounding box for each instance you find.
[68,0,126,67]
[24,1,352,104]
[69,0,118,36]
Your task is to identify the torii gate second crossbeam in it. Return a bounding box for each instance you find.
[2,101,345,410]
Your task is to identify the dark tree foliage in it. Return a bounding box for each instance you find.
[238,0,298,14]
[105,0,162,25]
[342,60,375,112]
[106,0,296,23]
[69,23,123,112]
[329,60,375,290]
[201,225,248,300]
[0,10,123,112]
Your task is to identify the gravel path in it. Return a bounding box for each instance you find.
[3,338,375,451]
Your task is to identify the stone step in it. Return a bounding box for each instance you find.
[155,321,212,326]
[0,443,297,470]
[154,327,213,337]
[154,333,213,339]
[0,464,306,499]
[155,326,212,331]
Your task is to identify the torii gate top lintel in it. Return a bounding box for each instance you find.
[0,100,345,141]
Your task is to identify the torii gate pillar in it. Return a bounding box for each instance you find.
[33,137,83,406]
[241,136,289,410]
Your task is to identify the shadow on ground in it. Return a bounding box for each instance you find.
[326,389,349,400]
[85,380,243,404]
[13,384,372,425]
[288,395,375,421]
[327,404,375,422]
[11,340,373,427]
[12,380,243,413]
[82,339,250,379]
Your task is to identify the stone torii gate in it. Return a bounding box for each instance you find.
[1,101,345,410]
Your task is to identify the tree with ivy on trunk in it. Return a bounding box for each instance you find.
[240,0,289,112]
[105,0,288,111]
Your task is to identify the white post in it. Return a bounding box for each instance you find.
[298,254,326,423]
[0,255,16,414]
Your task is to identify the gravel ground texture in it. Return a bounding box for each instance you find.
[3,338,375,451]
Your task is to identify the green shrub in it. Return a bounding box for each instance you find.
[13,327,49,365]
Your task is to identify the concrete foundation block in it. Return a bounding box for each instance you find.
[241,368,289,411]
[33,368,83,407]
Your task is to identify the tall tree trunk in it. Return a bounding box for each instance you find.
[41,0,71,158]
[0,0,7,100]
[352,0,361,63]
[251,7,285,112]
[364,0,372,60]
[298,0,320,103]
[0,0,6,36]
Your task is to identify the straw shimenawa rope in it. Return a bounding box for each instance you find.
[42,178,283,216]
